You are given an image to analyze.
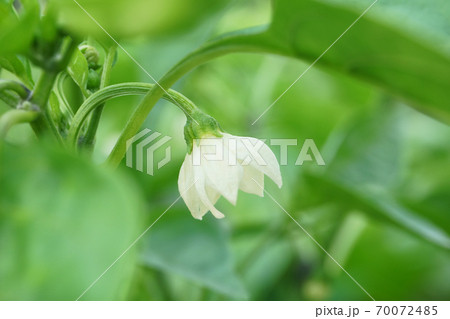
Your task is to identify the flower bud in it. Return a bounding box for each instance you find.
[87,69,101,90]
[80,45,100,69]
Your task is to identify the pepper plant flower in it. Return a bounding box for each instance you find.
[178,110,282,220]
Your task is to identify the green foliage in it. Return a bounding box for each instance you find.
[197,0,450,123]
[0,0,39,55]
[0,143,144,300]
[0,0,449,302]
[50,0,228,39]
[67,48,89,96]
[298,105,450,249]
[140,212,247,299]
[0,56,33,87]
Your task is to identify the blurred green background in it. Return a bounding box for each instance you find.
[0,0,449,300]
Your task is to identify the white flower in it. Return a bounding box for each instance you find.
[178,133,282,220]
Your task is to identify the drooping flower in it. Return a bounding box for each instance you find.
[178,110,282,220]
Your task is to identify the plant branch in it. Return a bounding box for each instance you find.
[0,91,21,108]
[106,30,282,167]
[0,80,30,100]
[82,45,117,149]
[28,38,78,141]
[0,109,38,141]
[29,71,59,138]
[67,82,198,149]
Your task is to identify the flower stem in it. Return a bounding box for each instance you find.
[0,109,38,141]
[28,39,77,142]
[29,71,59,138]
[0,80,30,100]
[68,82,198,149]
[106,30,280,168]
[0,109,38,155]
[82,45,117,149]
[0,91,21,108]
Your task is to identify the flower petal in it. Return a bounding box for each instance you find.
[193,164,225,219]
[234,135,282,188]
[239,165,264,197]
[194,139,242,205]
[178,154,208,219]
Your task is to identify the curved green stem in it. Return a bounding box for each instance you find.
[0,109,38,140]
[0,91,21,108]
[0,80,30,100]
[106,29,283,167]
[56,72,74,117]
[67,82,198,149]
[83,44,117,148]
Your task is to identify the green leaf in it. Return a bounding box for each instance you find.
[304,172,450,250]
[263,0,450,122]
[184,0,450,123]
[0,55,33,87]
[298,104,450,250]
[0,0,39,55]
[50,0,228,39]
[67,48,89,96]
[0,143,144,300]
[140,212,247,299]
[325,102,403,188]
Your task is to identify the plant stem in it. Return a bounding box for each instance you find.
[29,71,58,138]
[82,45,117,149]
[0,109,38,140]
[67,82,198,149]
[0,91,21,108]
[106,31,282,168]
[0,80,30,100]
[27,37,77,141]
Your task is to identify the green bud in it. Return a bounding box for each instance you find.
[80,45,100,69]
[183,109,222,153]
[87,69,101,90]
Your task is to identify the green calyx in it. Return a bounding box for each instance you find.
[184,109,222,153]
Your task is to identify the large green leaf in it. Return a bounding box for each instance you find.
[0,0,39,55]
[49,0,228,39]
[140,211,247,299]
[297,104,450,249]
[263,0,450,122]
[0,143,144,300]
[303,172,450,250]
[182,0,450,123]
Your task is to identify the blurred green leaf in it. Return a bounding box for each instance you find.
[67,48,89,96]
[304,173,450,250]
[50,0,228,39]
[331,223,450,300]
[299,105,450,249]
[199,0,450,122]
[0,55,33,87]
[267,0,450,121]
[140,212,247,299]
[0,0,39,55]
[241,237,293,299]
[0,143,144,300]
[325,102,402,188]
